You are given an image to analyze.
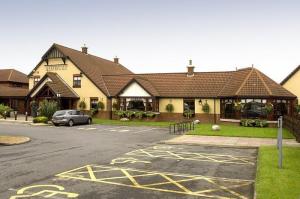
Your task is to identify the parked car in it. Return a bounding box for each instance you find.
[52,110,92,127]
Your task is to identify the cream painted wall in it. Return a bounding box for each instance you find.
[195,99,220,114]
[119,82,151,97]
[282,70,300,101]
[29,58,107,110]
[159,98,183,113]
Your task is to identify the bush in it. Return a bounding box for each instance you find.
[79,100,86,110]
[184,110,193,118]
[166,104,174,113]
[33,116,48,124]
[97,101,105,110]
[202,102,210,113]
[125,110,135,119]
[146,112,155,118]
[90,108,98,116]
[114,110,126,118]
[0,104,12,118]
[39,100,58,120]
[296,105,300,114]
[135,111,144,119]
[265,102,273,115]
[240,119,268,128]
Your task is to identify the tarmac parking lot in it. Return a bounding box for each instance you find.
[0,123,257,199]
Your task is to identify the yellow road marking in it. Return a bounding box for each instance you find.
[56,164,253,199]
[86,165,97,180]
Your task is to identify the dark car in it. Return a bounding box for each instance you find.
[52,110,92,127]
[241,102,267,118]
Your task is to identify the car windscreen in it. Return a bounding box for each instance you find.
[53,111,67,117]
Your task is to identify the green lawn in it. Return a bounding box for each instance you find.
[92,118,173,127]
[188,123,294,139]
[256,147,300,199]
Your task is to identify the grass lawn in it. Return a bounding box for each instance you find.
[188,123,294,139]
[92,118,173,127]
[256,147,300,199]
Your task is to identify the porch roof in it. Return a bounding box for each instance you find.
[28,72,79,98]
[0,85,28,97]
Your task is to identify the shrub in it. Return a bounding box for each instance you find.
[90,108,98,116]
[79,100,86,110]
[296,105,300,114]
[0,104,12,118]
[97,101,105,110]
[166,104,174,113]
[33,116,48,124]
[234,102,242,111]
[146,112,155,118]
[265,102,273,115]
[184,110,193,118]
[125,110,135,119]
[202,102,210,113]
[135,111,144,119]
[39,100,58,120]
[240,119,268,128]
[114,111,125,118]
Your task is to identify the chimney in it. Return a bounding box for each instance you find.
[114,56,119,64]
[81,44,88,54]
[187,59,195,77]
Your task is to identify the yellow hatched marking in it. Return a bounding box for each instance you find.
[121,169,140,186]
[56,165,253,199]
[160,174,192,194]
[86,165,97,180]
[127,149,255,165]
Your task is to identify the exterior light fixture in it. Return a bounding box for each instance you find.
[198,99,202,105]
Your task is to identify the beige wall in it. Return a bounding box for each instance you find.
[195,98,220,114]
[29,58,107,110]
[282,70,300,102]
[159,98,183,113]
[158,98,220,114]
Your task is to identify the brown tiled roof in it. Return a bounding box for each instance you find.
[29,43,133,96]
[0,69,28,84]
[280,65,300,85]
[28,72,79,98]
[0,85,28,97]
[103,67,296,99]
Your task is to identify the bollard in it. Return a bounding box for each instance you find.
[25,112,28,121]
[14,111,17,120]
[4,111,6,119]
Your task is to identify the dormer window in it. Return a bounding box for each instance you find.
[33,76,40,85]
[73,74,81,88]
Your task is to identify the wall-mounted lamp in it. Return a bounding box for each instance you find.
[198,99,202,105]
[80,72,84,77]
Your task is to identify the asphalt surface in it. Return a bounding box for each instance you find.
[0,122,257,199]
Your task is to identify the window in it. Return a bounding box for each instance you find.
[241,101,267,119]
[73,75,81,88]
[127,99,145,111]
[90,98,98,109]
[33,76,40,85]
[183,99,195,113]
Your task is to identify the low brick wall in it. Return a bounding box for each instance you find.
[283,115,300,142]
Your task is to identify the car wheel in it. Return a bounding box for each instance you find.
[68,120,74,127]
[53,123,59,126]
[87,118,92,125]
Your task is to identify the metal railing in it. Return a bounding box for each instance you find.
[169,121,194,134]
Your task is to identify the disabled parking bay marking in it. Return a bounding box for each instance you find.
[9,184,79,199]
[55,164,253,199]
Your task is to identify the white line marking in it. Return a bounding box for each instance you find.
[98,126,126,131]
[133,128,157,134]
[119,130,130,132]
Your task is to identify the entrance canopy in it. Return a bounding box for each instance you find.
[28,72,79,99]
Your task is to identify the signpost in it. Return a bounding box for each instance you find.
[277,116,283,169]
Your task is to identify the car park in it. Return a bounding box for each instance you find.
[52,110,92,127]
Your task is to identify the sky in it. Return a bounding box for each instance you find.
[0,0,300,83]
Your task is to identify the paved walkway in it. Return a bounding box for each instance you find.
[0,115,32,124]
[165,135,300,147]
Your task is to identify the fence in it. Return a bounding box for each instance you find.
[283,115,300,142]
[169,121,195,134]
